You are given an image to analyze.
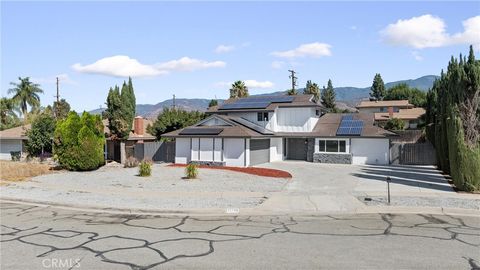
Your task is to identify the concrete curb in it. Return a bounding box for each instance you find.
[2,197,479,217]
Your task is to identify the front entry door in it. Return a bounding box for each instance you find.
[287,138,307,160]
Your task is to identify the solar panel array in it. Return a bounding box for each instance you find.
[179,128,224,135]
[336,116,364,136]
[219,96,294,110]
[231,117,274,135]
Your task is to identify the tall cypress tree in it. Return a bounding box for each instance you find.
[105,78,136,140]
[321,79,336,110]
[370,73,386,100]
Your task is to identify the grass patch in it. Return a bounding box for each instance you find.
[0,160,53,182]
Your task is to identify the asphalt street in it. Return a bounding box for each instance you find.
[1,202,479,270]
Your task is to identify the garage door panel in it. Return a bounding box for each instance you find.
[351,138,389,165]
[287,138,307,160]
[250,139,270,166]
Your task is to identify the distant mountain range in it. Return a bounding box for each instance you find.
[90,75,438,118]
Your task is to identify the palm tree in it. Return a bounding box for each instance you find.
[229,80,249,98]
[0,97,18,124]
[287,88,298,95]
[8,77,43,118]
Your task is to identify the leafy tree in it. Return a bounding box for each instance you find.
[385,83,427,107]
[25,111,56,156]
[287,88,298,95]
[370,73,386,100]
[53,99,71,120]
[104,79,136,140]
[149,108,205,140]
[384,118,405,131]
[229,81,249,98]
[8,77,44,118]
[321,79,336,110]
[425,45,480,192]
[304,80,320,101]
[208,99,218,108]
[0,97,20,130]
[54,111,104,171]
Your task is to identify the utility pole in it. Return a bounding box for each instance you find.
[172,94,176,110]
[53,77,60,119]
[288,69,297,92]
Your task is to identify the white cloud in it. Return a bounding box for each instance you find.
[155,57,226,71]
[72,55,225,77]
[411,51,423,61]
[271,42,332,58]
[350,25,357,30]
[214,44,235,53]
[31,73,76,85]
[215,80,274,89]
[381,15,480,49]
[271,61,285,69]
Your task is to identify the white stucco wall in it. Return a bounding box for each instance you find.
[227,112,274,130]
[213,138,222,161]
[0,139,24,160]
[269,137,283,162]
[276,107,318,132]
[223,138,246,167]
[199,138,214,161]
[175,138,191,164]
[351,138,389,165]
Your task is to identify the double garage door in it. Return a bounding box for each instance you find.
[250,139,270,166]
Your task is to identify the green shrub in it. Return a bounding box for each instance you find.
[138,160,152,177]
[124,156,139,168]
[384,118,405,131]
[53,111,105,171]
[25,112,56,156]
[10,151,21,161]
[185,163,199,179]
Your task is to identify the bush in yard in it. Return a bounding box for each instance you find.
[384,118,405,131]
[185,163,198,179]
[25,111,56,156]
[10,151,21,161]
[138,160,152,177]
[124,156,139,168]
[54,111,104,171]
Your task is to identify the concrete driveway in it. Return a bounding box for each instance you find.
[258,161,476,214]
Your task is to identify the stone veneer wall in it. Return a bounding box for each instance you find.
[313,153,352,164]
[190,161,226,166]
[307,138,315,162]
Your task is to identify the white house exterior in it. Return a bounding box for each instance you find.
[163,95,395,167]
[0,125,29,160]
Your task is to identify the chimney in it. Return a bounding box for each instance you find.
[134,116,144,136]
[388,106,394,118]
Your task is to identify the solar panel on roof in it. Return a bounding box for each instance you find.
[342,115,353,121]
[230,117,274,135]
[218,95,294,110]
[336,118,364,136]
[179,128,223,135]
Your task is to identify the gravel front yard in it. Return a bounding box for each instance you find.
[0,163,290,210]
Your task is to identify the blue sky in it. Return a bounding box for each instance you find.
[1,1,479,112]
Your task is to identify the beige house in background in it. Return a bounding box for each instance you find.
[0,125,30,160]
[356,100,425,129]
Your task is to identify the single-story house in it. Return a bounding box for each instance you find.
[0,125,30,160]
[356,100,425,129]
[162,95,396,166]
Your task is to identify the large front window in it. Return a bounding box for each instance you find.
[318,139,347,153]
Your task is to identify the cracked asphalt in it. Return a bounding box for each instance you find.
[1,202,479,270]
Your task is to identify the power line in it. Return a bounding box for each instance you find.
[288,69,298,91]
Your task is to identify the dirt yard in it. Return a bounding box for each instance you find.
[0,160,53,182]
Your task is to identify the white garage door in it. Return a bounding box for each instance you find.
[351,138,389,165]
[0,139,23,160]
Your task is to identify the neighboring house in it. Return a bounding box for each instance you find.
[356,100,425,129]
[0,125,30,160]
[104,116,156,163]
[163,95,396,166]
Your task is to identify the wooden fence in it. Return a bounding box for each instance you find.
[134,141,175,162]
[390,141,436,165]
